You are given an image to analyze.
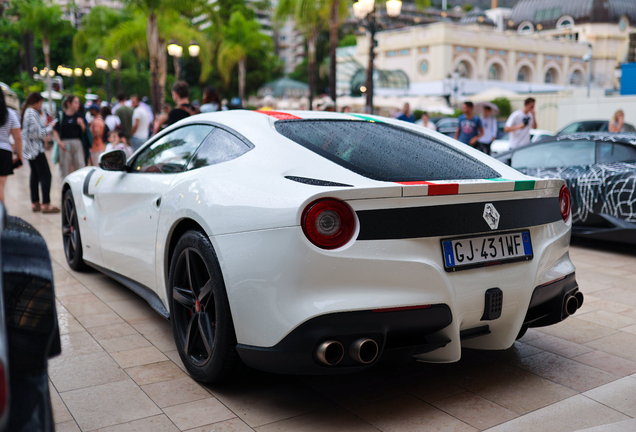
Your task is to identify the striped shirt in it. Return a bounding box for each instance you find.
[21,107,54,160]
[0,109,20,153]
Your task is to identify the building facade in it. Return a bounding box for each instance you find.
[351,0,634,96]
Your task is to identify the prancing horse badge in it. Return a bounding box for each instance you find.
[483,203,500,230]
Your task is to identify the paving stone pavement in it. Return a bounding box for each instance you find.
[6,152,636,431]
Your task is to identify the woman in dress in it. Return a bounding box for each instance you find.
[21,92,59,213]
[0,87,23,203]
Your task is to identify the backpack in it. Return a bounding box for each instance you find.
[102,122,110,143]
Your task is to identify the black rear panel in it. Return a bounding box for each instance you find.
[356,197,561,240]
[275,119,501,182]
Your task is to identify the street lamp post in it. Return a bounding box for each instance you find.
[167,41,183,81]
[353,0,402,114]
[95,57,110,102]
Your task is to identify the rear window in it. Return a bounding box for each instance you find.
[275,120,500,182]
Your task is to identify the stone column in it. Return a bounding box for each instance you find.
[477,47,486,81]
[508,50,517,82]
[536,53,545,84]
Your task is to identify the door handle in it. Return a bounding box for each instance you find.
[154,197,162,208]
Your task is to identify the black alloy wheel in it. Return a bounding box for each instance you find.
[168,230,241,383]
[62,189,85,271]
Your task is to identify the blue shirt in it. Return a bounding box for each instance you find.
[397,113,414,123]
[457,114,482,145]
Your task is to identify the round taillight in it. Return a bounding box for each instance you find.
[302,198,355,249]
[559,185,571,222]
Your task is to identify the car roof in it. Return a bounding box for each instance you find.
[554,132,636,145]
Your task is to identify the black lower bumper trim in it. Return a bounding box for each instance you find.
[237,304,453,374]
[523,272,578,328]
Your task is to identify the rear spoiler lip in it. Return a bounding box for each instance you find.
[396,178,564,197]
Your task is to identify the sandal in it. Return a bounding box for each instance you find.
[41,204,60,214]
[32,203,41,212]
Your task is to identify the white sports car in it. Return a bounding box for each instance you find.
[62,110,582,383]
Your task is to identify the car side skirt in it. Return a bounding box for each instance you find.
[86,262,170,319]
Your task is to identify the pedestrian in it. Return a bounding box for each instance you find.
[52,95,86,180]
[455,101,484,147]
[200,87,226,113]
[130,95,150,150]
[0,87,23,203]
[609,110,625,133]
[504,98,536,150]
[417,111,437,131]
[342,106,351,113]
[155,81,193,130]
[477,105,497,155]
[153,104,171,136]
[397,103,415,123]
[88,104,106,166]
[114,92,134,140]
[20,92,59,213]
[105,130,134,158]
[101,106,121,133]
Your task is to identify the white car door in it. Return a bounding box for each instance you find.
[95,124,215,290]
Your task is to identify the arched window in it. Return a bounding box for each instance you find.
[570,70,584,86]
[456,60,472,79]
[488,63,502,81]
[517,65,532,82]
[544,68,558,84]
[556,16,575,29]
[518,21,534,34]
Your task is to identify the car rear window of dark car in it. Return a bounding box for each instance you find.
[275,120,500,182]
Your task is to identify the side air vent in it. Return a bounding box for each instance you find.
[285,176,353,187]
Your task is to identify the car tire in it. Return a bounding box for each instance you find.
[62,189,86,271]
[168,230,242,384]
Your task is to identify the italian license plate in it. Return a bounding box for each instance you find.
[441,230,533,272]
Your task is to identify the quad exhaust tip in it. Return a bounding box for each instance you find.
[316,341,344,366]
[350,338,379,364]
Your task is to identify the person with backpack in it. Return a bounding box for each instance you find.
[52,95,86,179]
[155,81,194,131]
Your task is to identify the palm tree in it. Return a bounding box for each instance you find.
[122,0,208,113]
[275,0,328,110]
[217,11,271,104]
[106,7,211,110]
[17,0,70,113]
[74,6,133,93]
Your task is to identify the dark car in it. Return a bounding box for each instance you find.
[558,120,635,135]
[434,117,459,137]
[0,207,60,432]
[495,133,636,243]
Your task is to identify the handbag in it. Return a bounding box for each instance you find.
[52,140,59,165]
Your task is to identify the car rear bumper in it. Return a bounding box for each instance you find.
[236,305,453,374]
[235,272,581,374]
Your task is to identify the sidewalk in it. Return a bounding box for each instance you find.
[5,152,636,432]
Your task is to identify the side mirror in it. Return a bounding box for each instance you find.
[99,150,127,171]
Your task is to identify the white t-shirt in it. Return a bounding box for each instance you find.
[506,109,533,150]
[0,109,20,152]
[104,115,121,132]
[479,116,498,144]
[416,118,437,131]
[132,107,149,140]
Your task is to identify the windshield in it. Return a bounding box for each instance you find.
[275,120,500,182]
